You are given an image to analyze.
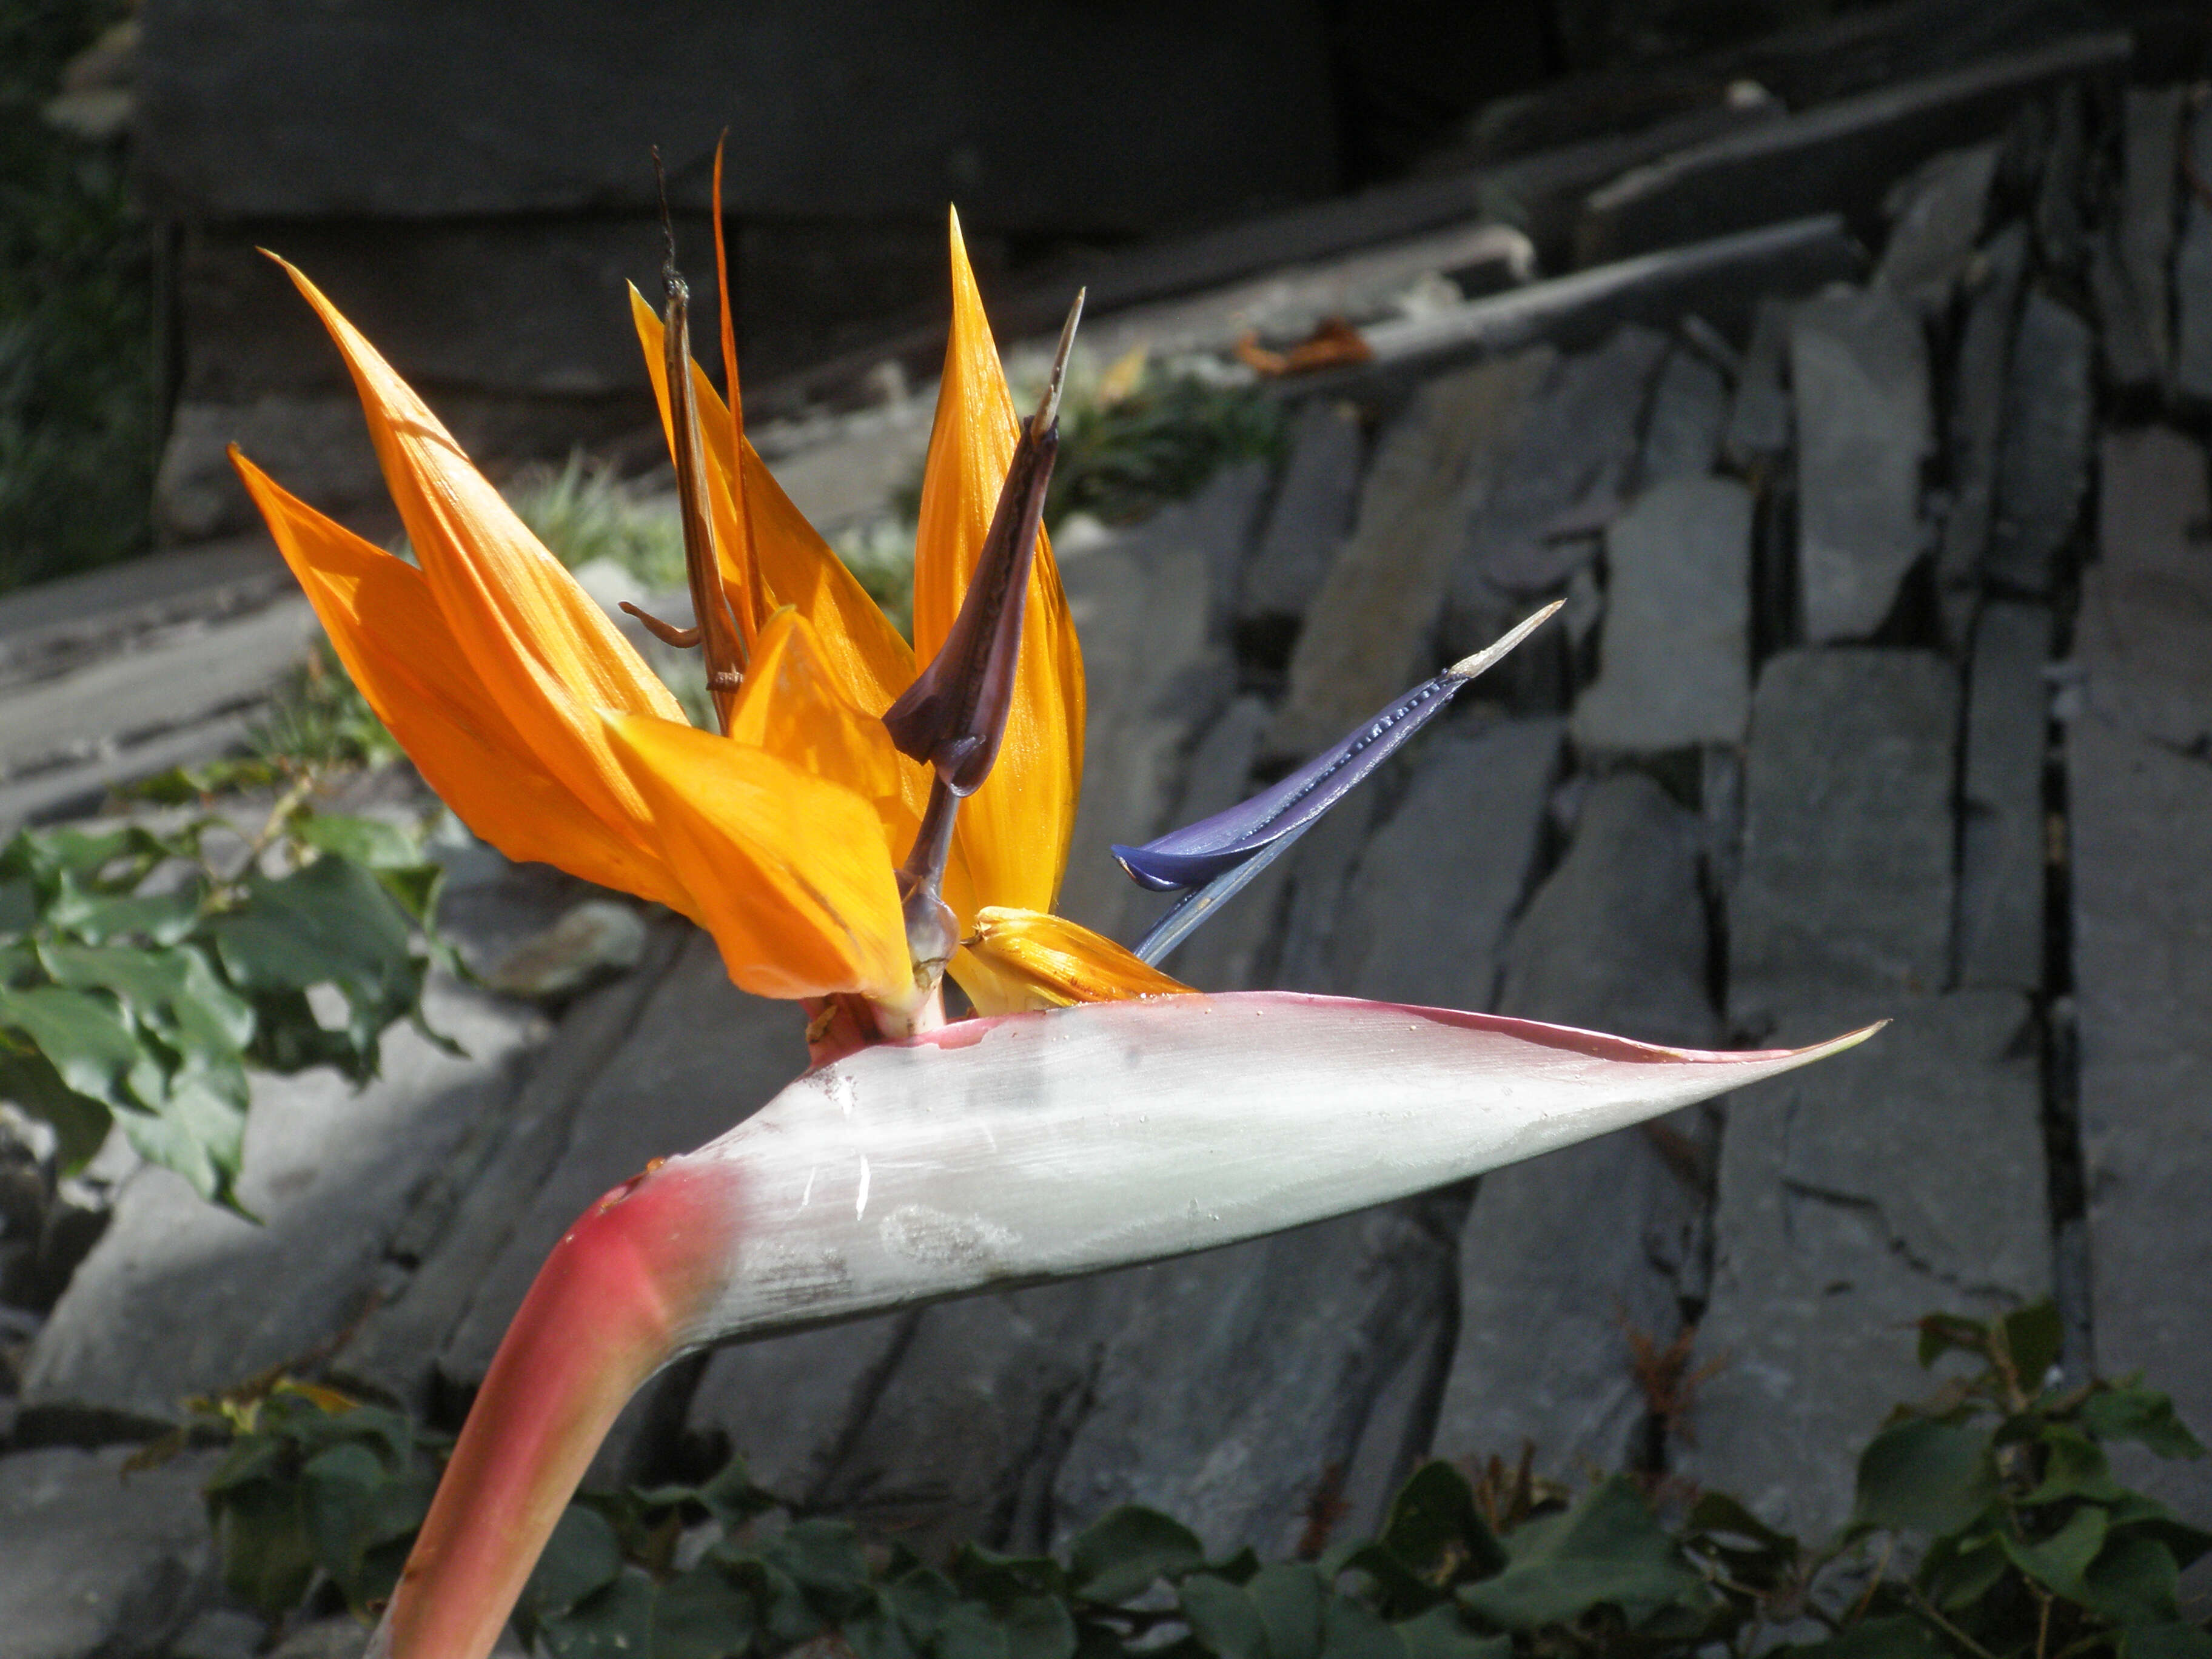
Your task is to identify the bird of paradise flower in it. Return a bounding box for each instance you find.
[232,163,1874,1659]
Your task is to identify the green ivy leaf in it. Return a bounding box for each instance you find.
[1321,1595,1405,1659]
[1248,1564,1328,1659]
[0,982,142,1113]
[652,1564,760,1659]
[523,1504,626,1624]
[765,1517,874,1617]
[1378,1463,1506,1581]
[300,1440,386,1581]
[290,810,420,870]
[2084,1533,2182,1626]
[1391,1605,1507,1659]
[1999,1504,2108,1604]
[1000,1594,1078,1659]
[1854,1420,1999,1537]
[886,1566,962,1647]
[1181,1575,1270,1659]
[1775,1615,1944,1659]
[1920,1531,2009,1612]
[539,1570,657,1659]
[2082,1388,2207,1461]
[1069,1506,1205,1604]
[2025,1426,2125,1504]
[2104,1496,2212,1574]
[2000,1300,2064,1388]
[2121,1624,2212,1659]
[842,1589,921,1659]
[213,1477,317,1615]
[0,1050,111,1168]
[1455,1478,1703,1633]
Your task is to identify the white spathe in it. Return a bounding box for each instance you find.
[674,991,1875,1346]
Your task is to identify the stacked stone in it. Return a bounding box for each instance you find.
[12,32,2212,1656]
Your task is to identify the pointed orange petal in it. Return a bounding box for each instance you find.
[629,287,914,716]
[728,607,918,834]
[911,210,1087,914]
[605,713,911,1003]
[233,451,697,919]
[277,260,688,855]
[964,907,1195,1011]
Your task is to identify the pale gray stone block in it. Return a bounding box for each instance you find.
[1571,476,1752,756]
[685,1312,919,1507]
[1336,720,1563,1009]
[0,1445,223,1659]
[1875,141,2000,315]
[2120,87,2185,377]
[2071,426,2212,1527]
[1430,773,1717,1481]
[1238,401,1364,630]
[1638,345,1729,484]
[1729,649,1957,1022]
[1721,296,1793,472]
[1957,602,2050,990]
[2176,106,2212,403]
[1048,1196,1461,1560]
[1989,290,2094,594]
[1270,350,1554,761]
[1680,991,2051,1536]
[22,982,543,1425]
[1792,287,1932,643]
[434,935,806,1389]
[1937,224,2028,608]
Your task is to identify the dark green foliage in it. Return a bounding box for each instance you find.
[189,1301,2211,1658]
[0,789,452,1211]
[0,0,154,589]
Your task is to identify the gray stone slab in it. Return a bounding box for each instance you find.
[0,536,289,688]
[434,934,807,1390]
[2090,227,2161,395]
[1874,141,2000,315]
[141,0,1336,235]
[1570,477,1752,756]
[0,1444,223,1659]
[1050,1196,1461,1559]
[1721,297,1793,472]
[1792,286,1933,643]
[1989,290,2094,595]
[1269,790,1382,997]
[2070,426,2212,1526]
[1336,720,1562,1009]
[1957,602,2050,991]
[1056,492,1236,942]
[809,1276,1115,1557]
[1729,649,1958,1023]
[1342,217,1862,390]
[2176,106,2212,404]
[2120,87,2185,378]
[1638,344,1729,484]
[337,928,689,1404]
[22,982,543,1426]
[1937,224,2029,608]
[0,598,316,802]
[2032,82,2090,276]
[1574,33,2130,265]
[1680,991,2051,1535]
[685,1312,919,1507]
[1238,400,1364,631]
[1431,773,1718,1480]
[1267,350,1553,762]
[1442,327,1670,677]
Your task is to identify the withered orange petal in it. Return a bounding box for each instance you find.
[963,907,1196,1011]
[605,712,911,1004]
[629,287,914,716]
[233,451,697,919]
[911,209,1087,916]
[277,260,687,850]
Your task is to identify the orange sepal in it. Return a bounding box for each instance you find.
[275,259,686,854]
[604,712,911,1004]
[910,210,1087,916]
[629,287,914,719]
[963,907,1195,1011]
[232,450,696,919]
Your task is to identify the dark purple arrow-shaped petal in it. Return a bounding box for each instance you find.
[1113,602,1561,894]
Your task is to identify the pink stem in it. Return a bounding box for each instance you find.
[370,1158,742,1659]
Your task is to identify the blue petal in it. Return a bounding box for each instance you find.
[1113,602,1561,894]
